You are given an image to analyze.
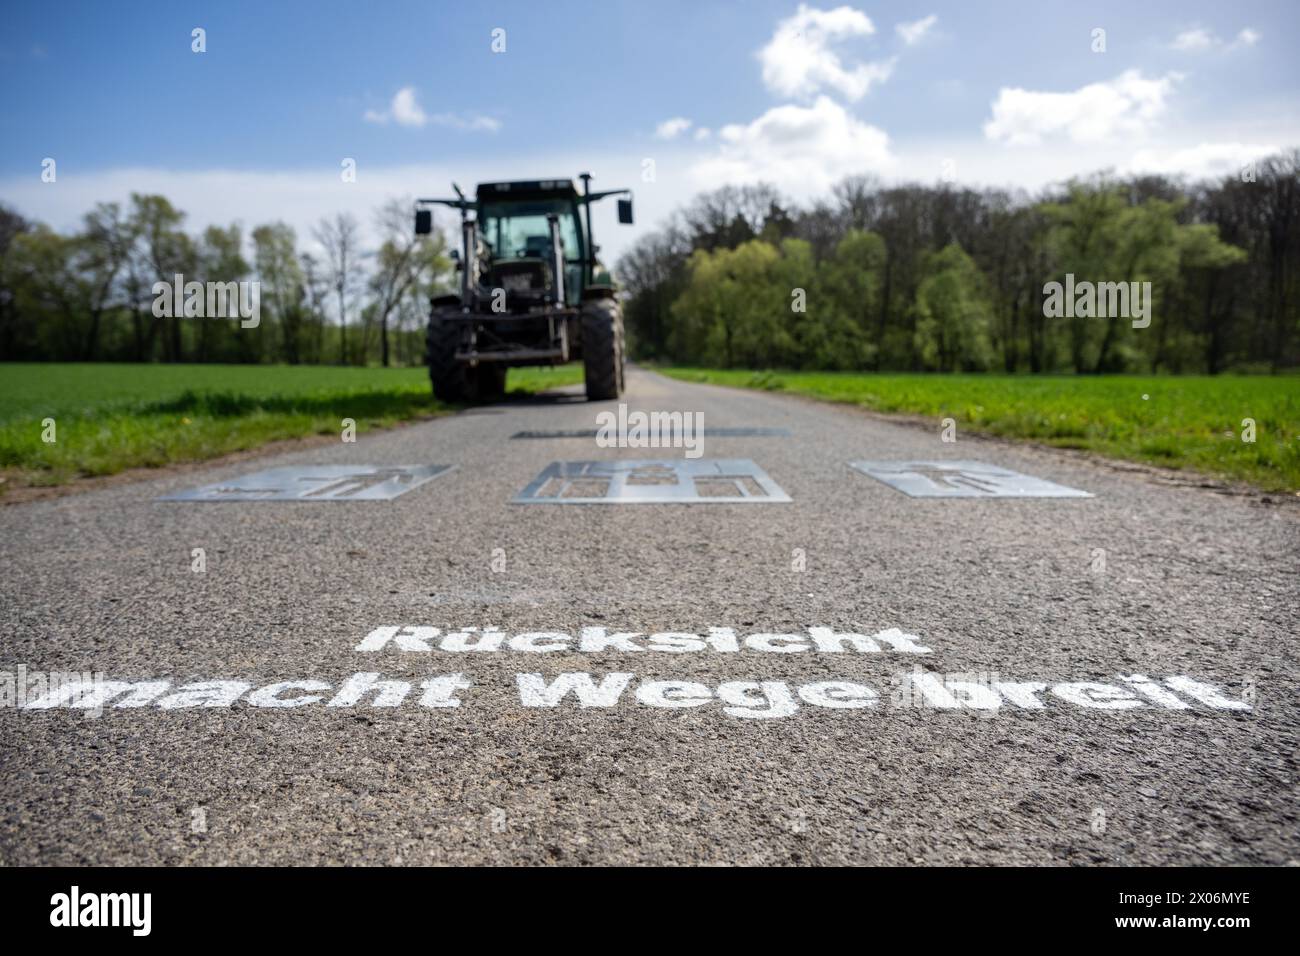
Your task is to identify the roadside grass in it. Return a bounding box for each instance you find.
[660,368,1300,493]
[0,362,583,489]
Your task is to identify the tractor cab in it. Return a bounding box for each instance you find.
[476,184,586,308]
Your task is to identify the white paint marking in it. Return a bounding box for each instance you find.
[744,633,809,653]
[1050,682,1142,710]
[578,628,645,653]
[798,681,878,709]
[992,681,1048,709]
[1163,676,1251,710]
[327,673,411,708]
[516,672,635,708]
[247,681,331,708]
[1120,674,1191,709]
[508,632,571,653]
[717,681,799,719]
[156,681,251,709]
[418,674,473,708]
[635,681,714,708]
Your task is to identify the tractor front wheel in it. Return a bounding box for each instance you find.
[582,297,625,401]
[425,312,471,402]
[426,312,508,404]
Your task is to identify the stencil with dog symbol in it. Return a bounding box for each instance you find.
[849,460,1091,498]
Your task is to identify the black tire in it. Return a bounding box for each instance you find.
[582,297,625,401]
[425,311,470,402]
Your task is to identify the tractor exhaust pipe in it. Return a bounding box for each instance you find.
[460,218,476,309]
[579,172,594,287]
[547,213,565,306]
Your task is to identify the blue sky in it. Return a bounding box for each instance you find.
[2,0,1297,260]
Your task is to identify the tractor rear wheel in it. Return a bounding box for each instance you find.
[582,297,625,401]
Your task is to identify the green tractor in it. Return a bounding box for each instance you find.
[415,174,633,402]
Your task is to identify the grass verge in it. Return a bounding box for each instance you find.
[659,368,1300,493]
[0,362,584,490]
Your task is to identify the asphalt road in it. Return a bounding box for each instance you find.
[1,367,1296,865]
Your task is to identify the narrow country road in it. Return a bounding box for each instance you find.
[2,368,1295,865]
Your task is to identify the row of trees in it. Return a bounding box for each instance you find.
[0,195,451,365]
[3,152,1296,373]
[619,151,1300,374]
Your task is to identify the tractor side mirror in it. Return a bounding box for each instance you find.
[414,209,432,235]
[617,198,633,225]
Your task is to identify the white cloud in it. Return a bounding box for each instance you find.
[655,117,693,140]
[983,70,1180,146]
[1231,27,1261,49]
[690,95,893,198]
[364,86,426,126]
[693,127,712,141]
[1171,25,1261,52]
[842,133,1293,196]
[758,3,894,101]
[896,14,937,46]
[390,87,426,127]
[1127,142,1279,179]
[433,113,500,132]
[1172,27,1216,51]
[364,87,499,131]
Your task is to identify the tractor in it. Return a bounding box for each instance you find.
[415,174,633,402]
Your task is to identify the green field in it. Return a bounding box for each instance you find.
[0,363,584,489]
[662,368,1300,493]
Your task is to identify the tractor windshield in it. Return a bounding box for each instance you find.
[479,200,583,301]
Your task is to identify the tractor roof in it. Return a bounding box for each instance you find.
[476,179,578,202]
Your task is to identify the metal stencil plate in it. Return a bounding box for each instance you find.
[510,427,792,439]
[849,460,1092,498]
[514,459,791,504]
[159,464,454,501]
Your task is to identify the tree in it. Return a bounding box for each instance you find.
[620,228,691,360]
[679,184,786,251]
[914,244,993,371]
[367,198,448,367]
[0,204,33,359]
[314,213,360,364]
[1192,161,1300,373]
[76,202,136,361]
[195,223,249,362]
[252,223,304,364]
[4,227,87,359]
[816,228,886,368]
[1255,152,1300,371]
[1164,223,1246,373]
[1042,181,1245,372]
[299,251,330,365]
[671,239,796,367]
[129,194,194,361]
